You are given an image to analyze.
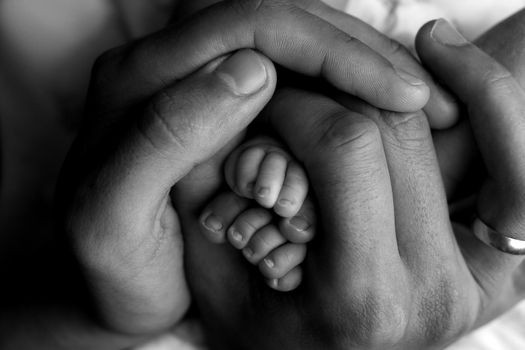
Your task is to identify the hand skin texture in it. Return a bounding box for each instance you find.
[175,15,525,350]
[47,0,434,349]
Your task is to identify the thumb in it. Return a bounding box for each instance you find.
[115,49,276,206]
[417,20,525,236]
[61,49,276,334]
[416,20,525,286]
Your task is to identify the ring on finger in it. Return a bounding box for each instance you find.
[472,217,525,255]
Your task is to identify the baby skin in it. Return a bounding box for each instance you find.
[199,136,316,292]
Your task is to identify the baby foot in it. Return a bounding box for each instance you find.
[224,136,309,218]
[200,191,316,292]
[200,135,315,291]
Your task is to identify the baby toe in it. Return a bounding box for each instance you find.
[235,146,267,198]
[254,151,287,208]
[266,266,303,292]
[227,208,272,249]
[279,200,316,243]
[274,162,309,218]
[242,224,286,264]
[199,192,250,243]
[259,243,307,280]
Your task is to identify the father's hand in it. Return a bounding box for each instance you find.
[57,0,433,344]
[179,19,525,350]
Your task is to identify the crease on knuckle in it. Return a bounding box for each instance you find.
[315,111,380,155]
[482,69,515,97]
[139,91,190,157]
[381,111,432,153]
[387,38,408,58]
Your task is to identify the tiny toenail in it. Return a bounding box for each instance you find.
[269,279,279,288]
[278,198,294,207]
[203,214,223,232]
[289,216,310,232]
[243,247,254,258]
[230,229,243,242]
[256,187,270,197]
[264,258,275,268]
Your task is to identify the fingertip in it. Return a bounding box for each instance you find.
[391,68,431,113]
[425,89,461,130]
[214,49,270,96]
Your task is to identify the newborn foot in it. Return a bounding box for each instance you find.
[200,191,316,292]
[224,136,309,218]
[200,136,315,291]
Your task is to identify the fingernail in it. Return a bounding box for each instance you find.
[215,49,267,95]
[431,19,468,46]
[395,68,425,86]
[230,228,243,242]
[277,198,294,207]
[202,213,223,232]
[256,187,270,198]
[246,182,255,193]
[264,258,275,269]
[289,216,310,232]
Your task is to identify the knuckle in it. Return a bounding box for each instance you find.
[418,276,474,344]
[481,69,516,97]
[387,38,409,58]
[381,110,432,153]
[348,292,407,347]
[315,111,381,155]
[317,290,408,348]
[139,91,191,156]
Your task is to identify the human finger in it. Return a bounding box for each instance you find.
[265,88,402,290]
[417,19,525,281]
[98,0,429,116]
[65,49,274,332]
[297,0,459,129]
[107,50,275,212]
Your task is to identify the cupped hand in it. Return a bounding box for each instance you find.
[57,0,439,341]
[180,19,525,350]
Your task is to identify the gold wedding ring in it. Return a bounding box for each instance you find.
[472,217,525,255]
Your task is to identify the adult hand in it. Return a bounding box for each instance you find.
[177,19,525,349]
[172,0,459,128]
[422,13,525,321]
[57,0,435,344]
